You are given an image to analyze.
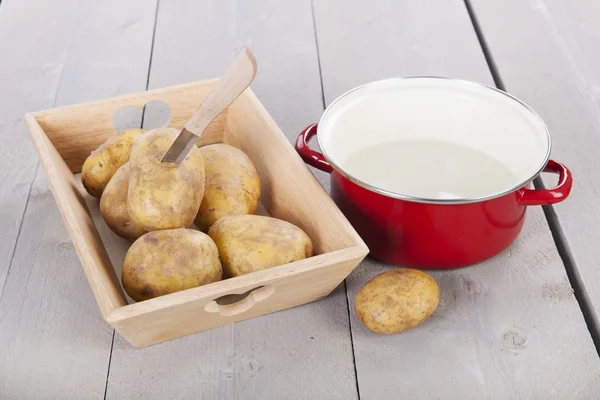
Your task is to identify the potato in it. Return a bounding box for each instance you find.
[208,214,313,277]
[99,162,146,242]
[355,268,439,334]
[127,128,205,231]
[81,128,145,198]
[122,229,222,302]
[194,144,261,231]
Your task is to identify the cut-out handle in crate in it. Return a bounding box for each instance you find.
[204,285,276,316]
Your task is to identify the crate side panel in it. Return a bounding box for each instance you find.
[110,249,366,347]
[25,115,127,315]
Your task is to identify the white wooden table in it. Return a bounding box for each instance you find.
[2,0,600,398]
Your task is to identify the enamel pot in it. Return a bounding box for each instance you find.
[295,77,572,269]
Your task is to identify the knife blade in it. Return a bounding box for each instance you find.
[161,48,257,163]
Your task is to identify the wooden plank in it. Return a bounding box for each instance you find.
[105,1,358,399]
[0,0,74,299]
[25,114,128,318]
[313,0,600,398]
[468,0,600,339]
[0,0,157,397]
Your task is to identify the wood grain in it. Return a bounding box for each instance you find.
[0,0,158,398]
[468,0,600,341]
[313,0,600,398]
[105,1,361,399]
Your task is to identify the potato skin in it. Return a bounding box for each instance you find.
[127,128,205,231]
[208,215,313,277]
[122,229,222,302]
[81,128,145,198]
[194,144,261,231]
[99,162,146,242]
[355,269,439,334]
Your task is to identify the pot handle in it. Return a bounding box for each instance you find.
[295,123,333,173]
[519,160,572,206]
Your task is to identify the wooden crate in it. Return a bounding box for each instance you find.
[24,78,369,348]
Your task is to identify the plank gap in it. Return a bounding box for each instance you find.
[343,280,362,400]
[463,0,505,90]
[103,330,116,400]
[0,163,39,302]
[310,0,327,111]
[140,0,161,130]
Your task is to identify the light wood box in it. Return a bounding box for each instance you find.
[24,78,369,348]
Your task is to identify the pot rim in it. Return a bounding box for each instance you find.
[316,76,552,205]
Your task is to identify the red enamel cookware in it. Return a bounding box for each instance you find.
[295,77,572,269]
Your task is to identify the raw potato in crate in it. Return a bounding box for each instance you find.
[26,72,369,348]
[355,268,439,334]
[194,143,261,231]
[208,214,313,277]
[99,162,146,242]
[81,128,145,198]
[122,228,222,301]
[128,128,205,231]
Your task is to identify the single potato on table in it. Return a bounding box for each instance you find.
[128,128,205,231]
[194,143,261,231]
[122,229,222,302]
[355,268,439,334]
[208,214,313,277]
[81,128,145,198]
[99,162,146,242]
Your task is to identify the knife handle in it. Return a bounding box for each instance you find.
[184,48,257,136]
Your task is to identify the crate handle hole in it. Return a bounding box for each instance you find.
[112,99,171,132]
[204,285,275,316]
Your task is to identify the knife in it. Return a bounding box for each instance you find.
[161,48,257,163]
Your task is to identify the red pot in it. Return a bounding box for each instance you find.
[295,77,572,269]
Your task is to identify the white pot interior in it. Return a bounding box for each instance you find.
[318,77,551,202]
